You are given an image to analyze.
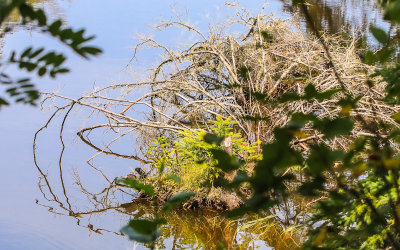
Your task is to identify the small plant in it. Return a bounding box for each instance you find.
[142,116,261,191]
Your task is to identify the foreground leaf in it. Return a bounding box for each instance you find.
[121,218,166,243]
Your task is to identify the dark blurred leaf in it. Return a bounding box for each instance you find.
[56,68,70,74]
[238,66,251,80]
[261,31,273,42]
[48,20,62,34]
[21,47,32,58]
[384,2,400,23]
[292,0,305,5]
[307,145,344,176]
[289,112,318,128]
[0,97,9,106]
[38,67,46,76]
[376,47,395,63]
[211,148,242,172]
[19,62,36,71]
[80,46,102,57]
[17,78,30,83]
[298,175,325,196]
[203,133,224,145]
[370,26,389,44]
[18,3,35,19]
[304,84,341,101]
[314,117,353,138]
[242,115,269,121]
[121,218,166,243]
[279,91,301,103]
[363,50,376,65]
[35,9,46,26]
[29,48,44,58]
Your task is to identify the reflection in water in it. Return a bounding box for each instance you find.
[32,103,304,249]
[124,203,303,249]
[282,0,400,44]
[283,0,383,33]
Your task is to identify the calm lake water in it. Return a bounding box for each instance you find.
[0,0,391,249]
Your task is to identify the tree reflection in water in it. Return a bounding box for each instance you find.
[32,102,303,249]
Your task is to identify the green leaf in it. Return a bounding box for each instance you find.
[17,78,30,83]
[363,50,376,65]
[55,68,70,74]
[82,46,102,54]
[238,66,251,80]
[314,117,354,138]
[48,20,62,35]
[38,67,46,76]
[304,84,341,101]
[0,97,9,106]
[117,178,155,196]
[370,26,389,44]
[307,145,344,176]
[261,30,273,42]
[384,2,400,23]
[203,133,224,145]
[19,62,37,71]
[21,47,32,58]
[18,3,35,19]
[292,0,305,6]
[376,47,395,63]
[35,9,47,26]
[121,218,166,243]
[278,91,301,103]
[166,174,181,184]
[59,28,74,40]
[20,84,34,89]
[211,148,242,172]
[289,112,318,128]
[29,48,44,59]
[298,176,325,196]
[9,51,16,62]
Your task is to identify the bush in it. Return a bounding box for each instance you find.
[141,116,260,192]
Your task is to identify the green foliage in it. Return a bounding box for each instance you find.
[144,116,260,191]
[370,26,389,44]
[121,218,166,244]
[121,1,400,248]
[206,1,400,248]
[0,0,101,107]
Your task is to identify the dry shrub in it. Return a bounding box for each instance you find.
[42,6,400,159]
[39,7,400,220]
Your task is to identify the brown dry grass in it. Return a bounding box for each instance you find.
[41,6,399,158]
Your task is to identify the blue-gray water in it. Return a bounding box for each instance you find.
[0,0,391,249]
